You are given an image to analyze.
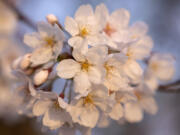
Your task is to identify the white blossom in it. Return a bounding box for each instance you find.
[57,46,107,94]
[147,53,175,81]
[24,22,64,66]
[67,85,111,128]
[33,91,72,130]
[65,4,104,54]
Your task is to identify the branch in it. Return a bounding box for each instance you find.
[158,80,180,93]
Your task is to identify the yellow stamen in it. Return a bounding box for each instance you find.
[150,62,159,71]
[80,27,89,37]
[83,94,94,106]
[44,37,55,47]
[104,63,114,77]
[81,61,91,72]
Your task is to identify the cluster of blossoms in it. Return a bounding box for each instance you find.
[12,4,175,135]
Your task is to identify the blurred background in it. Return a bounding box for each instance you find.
[0,0,180,135]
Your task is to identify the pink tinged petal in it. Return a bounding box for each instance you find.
[24,32,41,48]
[33,100,52,116]
[111,8,130,28]
[56,59,81,79]
[30,46,53,66]
[75,4,94,21]
[88,66,102,84]
[109,103,123,120]
[140,97,158,115]
[74,72,91,94]
[124,102,143,123]
[65,16,79,36]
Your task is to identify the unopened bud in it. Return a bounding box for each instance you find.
[33,70,49,86]
[20,54,31,70]
[46,14,58,25]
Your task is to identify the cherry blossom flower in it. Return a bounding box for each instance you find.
[56,46,107,94]
[33,91,72,130]
[65,4,104,54]
[24,22,64,66]
[67,85,111,128]
[147,53,175,81]
[124,90,158,123]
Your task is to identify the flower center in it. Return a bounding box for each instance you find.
[44,37,55,47]
[80,27,89,37]
[83,94,94,105]
[103,23,116,37]
[150,62,159,71]
[104,63,114,77]
[81,61,91,72]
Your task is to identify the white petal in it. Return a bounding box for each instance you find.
[33,100,52,116]
[149,53,175,81]
[88,66,102,84]
[43,108,64,130]
[124,60,143,83]
[140,96,158,115]
[72,49,86,62]
[75,4,94,21]
[128,36,153,60]
[80,106,99,128]
[111,8,130,28]
[95,3,109,28]
[86,46,108,64]
[74,72,91,94]
[130,21,148,37]
[56,59,81,79]
[37,22,54,37]
[30,47,53,66]
[65,16,79,36]
[109,103,123,120]
[24,32,41,48]
[68,36,83,48]
[124,102,143,123]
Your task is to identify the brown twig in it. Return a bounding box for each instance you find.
[158,80,180,93]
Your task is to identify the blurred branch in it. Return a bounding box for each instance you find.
[2,0,36,30]
[158,80,180,93]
